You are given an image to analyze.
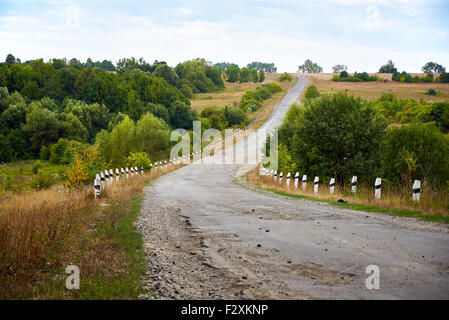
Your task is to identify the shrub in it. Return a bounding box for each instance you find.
[32,160,43,174]
[278,73,292,82]
[39,145,50,160]
[31,171,54,190]
[304,85,320,99]
[426,88,437,96]
[226,108,246,126]
[126,151,152,170]
[383,123,449,186]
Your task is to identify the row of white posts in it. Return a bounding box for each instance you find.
[94,166,144,198]
[259,166,421,202]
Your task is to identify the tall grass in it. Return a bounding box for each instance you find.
[246,167,449,218]
[0,164,181,299]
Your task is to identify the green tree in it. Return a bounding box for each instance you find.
[297,59,323,73]
[332,64,348,73]
[153,63,179,87]
[379,60,397,73]
[250,69,259,83]
[239,67,250,83]
[422,62,445,74]
[6,54,16,64]
[225,65,240,83]
[168,101,196,129]
[286,93,386,184]
[22,104,61,153]
[135,113,170,156]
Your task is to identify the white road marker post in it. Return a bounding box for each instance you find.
[141,167,144,174]
[100,172,105,190]
[134,167,138,175]
[115,168,119,182]
[374,178,381,200]
[294,172,299,189]
[351,176,357,194]
[314,176,319,194]
[329,178,335,195]
[94,177,101,198]
[130,167,134,177]
[302,175,307,191]
[121,168,124,178]
[412,180,421,202]
[286,172,291,187]
[104,170,109,187]
[126,167,129,178]
[274,170,277,182]
[279,172,283,184]
[109,169,113,183]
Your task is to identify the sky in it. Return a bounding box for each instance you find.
[0,0,448,73]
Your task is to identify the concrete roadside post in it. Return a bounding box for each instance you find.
[294,172,299,189]
[351,176,357,194]
[375,178,381,200]
[302,175,307,191]
[329,178,335,194]
[413,180,421,202]
[314,176,319,194]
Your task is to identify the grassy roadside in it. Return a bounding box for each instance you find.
[244,168,449,224]
[0,165,181,299]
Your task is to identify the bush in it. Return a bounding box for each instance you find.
[126,152,152,170]
[31,171,54,190]
[32,160,43,174]
[278,73,292,82]
[304,85,320,99]
[239,83,282,111]
[426,88,437,96]
[383,123,449,186]
[39,145,51,160]
[225,108,246,126]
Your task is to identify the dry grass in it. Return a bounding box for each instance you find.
[246,167,449,218]
[299,73,449,102]
[0,164,181,299]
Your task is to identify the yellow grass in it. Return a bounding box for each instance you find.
[0,164,181,298]
[299,73,449,102]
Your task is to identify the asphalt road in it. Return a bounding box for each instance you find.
[139,77,449,299]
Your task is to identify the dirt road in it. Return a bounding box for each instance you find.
[138,77,449,299]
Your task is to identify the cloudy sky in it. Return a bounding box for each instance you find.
[1,0,448,72]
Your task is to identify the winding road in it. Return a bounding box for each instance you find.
[138,77,449,300]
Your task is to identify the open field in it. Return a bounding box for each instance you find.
[190,73,297,112]
[301,73,449,102]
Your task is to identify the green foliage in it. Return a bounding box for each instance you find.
[49,138,73,164]
[200,106,228,130]
[250,69,259,83]
[225,65,240,83]
[32,160,43,174]
[297,59,323,73]
[304,85,320,99]
[168,101,197,130]
[135,113,170,157]
[279,93,386,184]
[422,62,446,74]
[258,70,265,82]
[439,72,449,83]
[31,170,54,190]
[239,67,250,83]
[383,123,449,186]
[246,62,277,73]
[332,64,348,73]
[240,83,282,112]
[332,72,381,82]
[225,107,246,126]
[175,58,224,93]
[126,152,152,170]
[392,71,434,83]
[22,104,61,154]
[378,60,397,73]
[213,62,239,72]
[278,73,292,82]
[426,88,437,96]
